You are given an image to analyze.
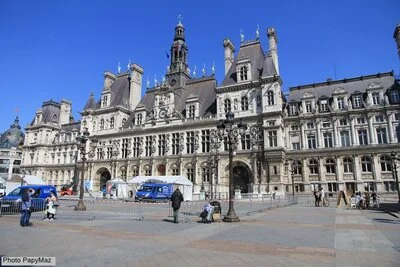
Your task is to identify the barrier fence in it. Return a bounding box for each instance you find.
[0,194,297,221]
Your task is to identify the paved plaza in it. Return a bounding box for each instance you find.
[1,203,400,267]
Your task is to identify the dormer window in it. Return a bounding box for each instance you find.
[372,92,380,105]
[136,113,143,125]
[188,105,195,118]
[320,100,328,112]
[289,104,297,116]
[102,96,108,107]
[100,119,105,130]
[110,117,115,129]
[224,99,231,113]
[305,101,312,113]
[390,90,400,103]
[239,66,248,81]
[241,96,249,110]
[337,96,345,110]
[353,95,362,108]
[267,91,274,105]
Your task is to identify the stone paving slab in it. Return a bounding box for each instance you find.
[1,205,400,266]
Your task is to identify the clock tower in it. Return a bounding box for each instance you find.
[166,20,190,88]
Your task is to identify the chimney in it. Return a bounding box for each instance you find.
[103,71,116,91]
[267,27,279,75]
[59,99,72,125]
[223,38,235,76]
[129,63,144,110]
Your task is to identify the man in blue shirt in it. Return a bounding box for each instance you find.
[20,188,34,227]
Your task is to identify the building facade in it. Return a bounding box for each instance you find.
[0,117,24,183]
[21,22,400,197]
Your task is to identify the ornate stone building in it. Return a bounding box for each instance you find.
[21,22,400,197]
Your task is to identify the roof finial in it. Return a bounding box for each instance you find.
[240,29,244,42]
[154,75,158,87]
[256,25,260,39]
[118,62,121,73]
[177,14,183,24]
[202,64,206,76]
[211,61,215,74]
[193,65,197,77]
[127,59,131,71]
[146,76,150,88]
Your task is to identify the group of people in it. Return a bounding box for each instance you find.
[20,188,58,227]
[352,191,379,209]
[313,187,325,207]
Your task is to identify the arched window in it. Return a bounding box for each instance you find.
[267,91,274,105]
[100,119,105,130]
[131,165,138,177]
[343,157,353,173]
[224,99,231,113]
[361,156,372,172]
[241,96,249,110]
[380,155,392,172]
[309,159,318,174]
[171,164,180,176]
[185,163,194,183]
[122,118,127,126]
[144,164,152,176]
[325,158,336,174]
[239,66,248,81]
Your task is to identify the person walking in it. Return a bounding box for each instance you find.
[170,188,184,224]
[44,191,58,221]
[20,188,34,227]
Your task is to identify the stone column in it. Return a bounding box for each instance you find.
[368,115,376,144]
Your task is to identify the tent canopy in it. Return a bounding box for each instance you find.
[23,175,46,185]
[108,178,128,184]
[127,176,192,186]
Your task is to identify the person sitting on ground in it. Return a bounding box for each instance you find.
[203,203,214,224]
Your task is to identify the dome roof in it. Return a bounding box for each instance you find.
[0,116,25,148]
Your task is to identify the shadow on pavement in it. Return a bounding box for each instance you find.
[373,218,400,224]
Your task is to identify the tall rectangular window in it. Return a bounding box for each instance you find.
[340,131,350,147]
[307,134,316,149]
[358,129,368,145]
[201,130,210,153]
[158,134,166,156]
[320,100,328,112]
[121,138,129,158]
[107,147,112,159]
[337,97,345,110]
[241,134,251,150]
[188,105,195,119]
[172,133,180,155]
[353,95,362,108]
[305,101,312,113]
[376,128,387,144]
[372,92,380,105]
[187,168,194,182]
[145,136,153,157]
[391,90,400,103]
[268,131,277,147]
[132,137,140,157]
[323,132,333,148]
[186,131,195,154]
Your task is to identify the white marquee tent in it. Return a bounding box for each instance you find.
[127,176,193,201]
[106,178,129,199]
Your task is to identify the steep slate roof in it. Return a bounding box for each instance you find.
[123,76,217,128]
[60,121,81,132]
[84,92,97,110]
[286,72,396,102]
[109,72,130,108]
[221,40,277,87]
[30,100,61,126]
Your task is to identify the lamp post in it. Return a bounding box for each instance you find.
[390,151,400,204]
[285,160,298,196]
[217,110,247,223]
[75,128,97,211]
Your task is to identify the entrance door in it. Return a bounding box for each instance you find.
[232,166,250,193]
[157,165,166,176]
[99,170,111,191]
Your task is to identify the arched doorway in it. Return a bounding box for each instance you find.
[157,164,166,176]
[97,168,111,191]
[232,164,251,193]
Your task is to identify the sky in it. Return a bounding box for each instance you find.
[0,0,399,133]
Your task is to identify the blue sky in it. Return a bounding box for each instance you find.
[0,0,399,133]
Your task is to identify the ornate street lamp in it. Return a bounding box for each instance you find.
[285,160,299,196]
[390,151,400,204]
[75,128,97,211]
[217,110,247,222]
